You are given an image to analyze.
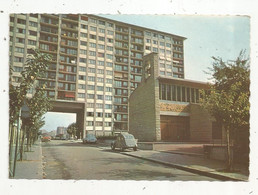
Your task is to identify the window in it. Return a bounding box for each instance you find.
[78,93,85,98]
[90,26,97,32]
[15,47,24,53]
[88,68,95,73]
[88,76,95,82]
[79,75,86,80]
[80,41,87,46]
[80,49,87,55]
[89,51,96,56]
[81,24,88,29]
[107,46,113,51]
[87,94,95,99]
[160,42,165,46]
[28,40,36,45]
[105,122,112,127]
[96,103,103,108]
[80,32,87,37]
[14,56,24,63]
[90,42,96,48]
[87,112,94,116]
[79,66,86,72]
[89,59,96,65]
[97,69,104,74]
[153,47,158,52]
[89,18,97,23]
[16,37,25,44]
[108,23,113,27]
[97,86,104,91]
[107,30,114,35]
[13,66,23,72]
[99,28,105,33]
[146,39,151,43]
[106,87,112,92]
[97,77,104,83]
[29,30,37,36]
[98,36,105,42]
[105,104,112,109]
[78,84,86,89]
[87,103,94,108]
[166,43,172,48]
[106,79,112,84]
[106,70,113,75]
[86,121,94,126]
[105,113,112,118]
[88,85,95,90]
[97,95,103,100]
[29,21,37,27]
[107,62,113,67]
[107,54,113,60]
[99,20,105,25]
[107,38,113,43]
[90,34,96,40]
[17,19,26,25]
[153,40,158,44]
[98,52,104,58]
[98,61,104,66]
[105,96,112,101]
[16,28,26,34]
[98,44,105,50]
[79,58,86,63]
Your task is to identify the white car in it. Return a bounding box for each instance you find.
[83,134,97,144]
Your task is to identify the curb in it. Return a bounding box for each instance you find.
[159,150,204,157]
[122,152,246,181]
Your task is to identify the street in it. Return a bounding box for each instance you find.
[42,140,218,181]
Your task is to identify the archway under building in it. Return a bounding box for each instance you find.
[43,101,86,139]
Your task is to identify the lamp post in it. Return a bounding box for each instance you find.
[12,100,30,177]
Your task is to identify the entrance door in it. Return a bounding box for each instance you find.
[160,116,190,141]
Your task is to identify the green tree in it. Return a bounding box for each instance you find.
[200,51,250,171]
[9,49,52,161]
[67,123,79,138]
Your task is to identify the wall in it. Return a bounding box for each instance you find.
[129,53,161,141]
[189,104,213,142]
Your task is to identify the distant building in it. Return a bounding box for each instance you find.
[129,53,226,142]
[56,126,67,135]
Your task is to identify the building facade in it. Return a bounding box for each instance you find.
[9,14,186,138]
[129,53,225,142]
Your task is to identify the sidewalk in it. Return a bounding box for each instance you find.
[13,140,43,179]
[122,150,249,181]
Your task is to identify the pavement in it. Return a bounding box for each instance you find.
[12,140,249,181]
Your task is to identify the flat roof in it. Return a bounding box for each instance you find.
[158,76,211,89]
[88,14,187,40]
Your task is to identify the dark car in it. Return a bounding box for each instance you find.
[111,132,137,151]
[83,134,97,144]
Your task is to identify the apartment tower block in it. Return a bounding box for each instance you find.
[9,14,186,137]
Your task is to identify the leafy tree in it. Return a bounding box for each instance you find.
[67,123,79,138]
[9,48,52,161]
[200,51,250,171]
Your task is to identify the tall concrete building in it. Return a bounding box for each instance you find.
[9,14,186,138]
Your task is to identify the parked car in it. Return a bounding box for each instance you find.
[41,136,51,142]
[111,132,137,151]
[83,134,97,144]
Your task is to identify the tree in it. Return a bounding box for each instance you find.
[67,123,79,138]
[200,51,250,171]
[9,49,52,162]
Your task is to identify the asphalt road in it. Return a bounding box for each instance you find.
[41,140,218,181]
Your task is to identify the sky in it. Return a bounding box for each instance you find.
[41,15,250,131]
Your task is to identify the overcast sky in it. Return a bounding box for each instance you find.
[41,15,250,131]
